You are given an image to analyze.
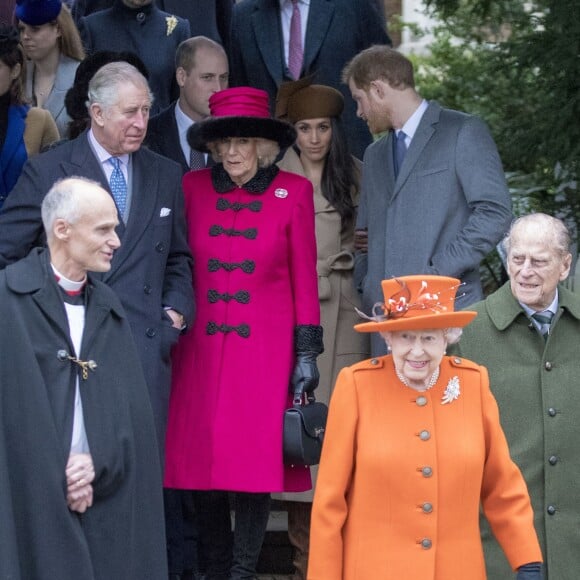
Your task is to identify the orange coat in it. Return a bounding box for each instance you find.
[308,355,542,579]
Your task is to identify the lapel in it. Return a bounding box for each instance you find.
[102,148,159,279]
[303,0,335,74]
[167,105,189,171]
[62,132,110,190]
[392,102,440,201]
[251,0,285,86]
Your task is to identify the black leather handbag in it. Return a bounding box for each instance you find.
[283,396,328,466]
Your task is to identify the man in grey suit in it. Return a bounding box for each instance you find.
[0,61,193,456]
[344,46,512,355]
[229,0,391,160]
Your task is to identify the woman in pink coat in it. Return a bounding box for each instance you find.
[164,87,322,580]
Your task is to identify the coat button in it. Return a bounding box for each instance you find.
[549,455,559,465]
[155,242,166,252]
[57,349,68,361]
[136,11,145,21]
[421,538,432,549]
[545,361,553,371]
[548,407,557,417]
[143,284,152,294]
[416,396,427,407]
[547,505,556,515]
[419,430,431,441]
[146,327,156,338]
[422,502,433,513]
[371,358,379,365]
[453,357,462,364]
[421,466,433,477]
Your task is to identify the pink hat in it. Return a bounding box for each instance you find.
[188,87,297,153]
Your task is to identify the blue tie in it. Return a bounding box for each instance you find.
[108,157,127,216]
[394,130,407,179]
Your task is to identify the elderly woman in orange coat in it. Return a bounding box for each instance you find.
[308,275,543,580]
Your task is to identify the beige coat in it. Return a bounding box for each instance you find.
[277,148,370,501]
[23,107,60,155]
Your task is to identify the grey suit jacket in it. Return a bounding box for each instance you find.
[355,102,512,354]
[0,132,194,453]
[229,0,391,160]
[25,55,79,138]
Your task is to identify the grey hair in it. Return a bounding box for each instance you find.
[504,213,572,258]
[207,137,280,168]
[41,176,102,240]
[87,61,153,112]
[380,327,463,347]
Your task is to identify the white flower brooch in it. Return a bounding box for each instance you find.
[441,375,460,405]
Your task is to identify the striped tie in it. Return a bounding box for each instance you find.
[531,311,554,340]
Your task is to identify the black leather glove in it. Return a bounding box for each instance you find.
[516,562,543,580]
[290,325,324,403]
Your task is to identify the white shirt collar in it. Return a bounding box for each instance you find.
[520,290,559,320]
[88,129,129,167]
[399,99,429,142]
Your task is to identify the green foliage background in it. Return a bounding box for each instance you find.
[405,0,580,289]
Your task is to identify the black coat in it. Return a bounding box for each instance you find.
[0,249,167,580]
[0,131,194,455]
[78,1,191,114]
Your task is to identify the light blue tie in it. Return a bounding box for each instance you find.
[108,157,127,216]
[394,130,407,179]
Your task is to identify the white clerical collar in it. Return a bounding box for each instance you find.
[51,263,87,294]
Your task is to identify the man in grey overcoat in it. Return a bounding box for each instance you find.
[454,213,580,579]
[344,46,512,355]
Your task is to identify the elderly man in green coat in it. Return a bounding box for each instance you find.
[453,212,578,579]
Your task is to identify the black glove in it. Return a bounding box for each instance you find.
[516,562,543,580]
[290,325,324,403]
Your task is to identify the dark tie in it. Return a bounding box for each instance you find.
[288,0,303,79]
[393,130,407,179]
[108,157,127,216]
[532,311,554,340]
[190,147,205,170]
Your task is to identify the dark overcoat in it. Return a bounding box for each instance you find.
[0,249,167,580]
[78,0,190,114]
[454,282,580,579]
[0,131,194,454]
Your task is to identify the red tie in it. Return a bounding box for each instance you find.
[288,0,303,79]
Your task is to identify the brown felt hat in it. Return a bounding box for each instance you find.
[275,76,344,124]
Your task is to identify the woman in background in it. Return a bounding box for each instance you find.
[16,0,84,136]
[275,77,370,579]
[1,23,58,207]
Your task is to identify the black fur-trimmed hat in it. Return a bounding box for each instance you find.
[187,87,296,153]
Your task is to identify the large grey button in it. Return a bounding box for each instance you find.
[57,349,68,361]
[419,430,431,441]
[370,358,379,365]
[416,396,427,407]
[547,505,556,515]
[549,455,559,465]
[422,502,433,513]
[146,327,156,338]
[545,361,553,371]
[548,407,557,417]
[421,466,433,477]
[421,538,432,549]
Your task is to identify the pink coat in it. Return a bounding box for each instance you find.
[164,167,320,493]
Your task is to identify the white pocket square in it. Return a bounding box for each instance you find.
[160,207,171,217]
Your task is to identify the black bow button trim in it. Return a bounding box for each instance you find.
[206,321,250,338]
[216,198,263,212]
[208,289,251,304]
[208,259,255,273]
[209,225,258,239]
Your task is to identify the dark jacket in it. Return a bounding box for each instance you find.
[0,131,194,453]
[0,248,167,580]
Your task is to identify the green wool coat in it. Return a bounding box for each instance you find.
[453,281,580,580]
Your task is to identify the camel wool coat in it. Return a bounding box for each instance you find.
[308,355,542,580]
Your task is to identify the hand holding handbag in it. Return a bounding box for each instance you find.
[283,394,328,466]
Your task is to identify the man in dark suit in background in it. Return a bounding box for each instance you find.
[78,0,191,114]
[147,35,229,175]
[229,0,391,159]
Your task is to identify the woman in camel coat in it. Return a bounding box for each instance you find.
[308,275,543,580]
